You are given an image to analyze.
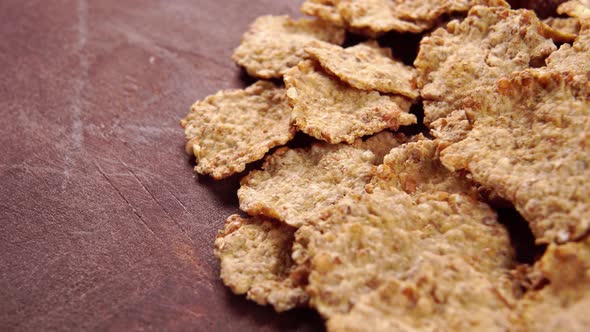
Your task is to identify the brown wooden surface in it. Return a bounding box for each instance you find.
[0,0,324,330]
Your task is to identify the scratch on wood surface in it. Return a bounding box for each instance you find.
[164,184,191,216]
[72,0,88,150]
[157,302,206,320]
[94,161,163,243]
[118,159,195,244]
[61,0,89,190]
[72,0,88,149]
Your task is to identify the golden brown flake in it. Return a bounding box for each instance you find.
[558,0,590,20]
[515,237,590,332]
[393,0,510,22]
[305,41,419,99]
[284,60,415,144]
[302,0,508,35]
[336,0,432,35]
[232,15,345,79]
[370,136,480,196]
[301,0,345,27]
[302,0,428,35]
[542,17,580,43]
[293,139,515,320]
[440,70,590,244]
[181,81,295,179]
[328,255,516,332]
[546,2,590,85]
[415,5,556,128]
[543,0,590,43]
[359,131,408,164]
[214,214,308,312]
[238,134,407,228]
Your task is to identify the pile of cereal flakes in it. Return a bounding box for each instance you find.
[180,0,590,330]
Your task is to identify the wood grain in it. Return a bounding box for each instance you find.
[0,0,323,330]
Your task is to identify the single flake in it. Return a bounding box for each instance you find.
[214,214,309,312]
[305,41,419,99]
[284,60,415,144]
[232,15,345,79]
[181,81,295,179]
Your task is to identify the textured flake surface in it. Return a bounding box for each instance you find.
[305,41,419,99]
[546,4,590,86]
[182,81,295,179]
[328,255,516,332]
[440,70,590,244]
[360,131,408,164]
[558,0,590,20]
[301,0,508,35]
[300,0,346,27]
[292,139,516,325]
[542,17,580,43]
[516,237,590,332]
[284,60,415,144]
[214,215,309,312]
[415,5,556,128]
[232,15,345,79]
[238,133,407,228]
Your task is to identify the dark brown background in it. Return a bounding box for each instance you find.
[0,0,324,330]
